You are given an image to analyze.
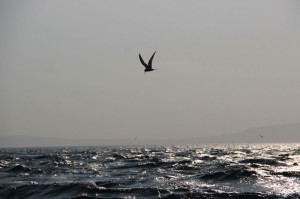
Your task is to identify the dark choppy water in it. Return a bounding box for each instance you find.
[1,144,300,199]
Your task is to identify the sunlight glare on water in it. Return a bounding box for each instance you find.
[0,144,300,198]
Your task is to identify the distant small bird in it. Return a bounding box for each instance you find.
[139,51,156,73]
[260,135,263,138]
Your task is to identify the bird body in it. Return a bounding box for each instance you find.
[139,51,156,73]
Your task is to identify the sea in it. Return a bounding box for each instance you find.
[1,144,300,199]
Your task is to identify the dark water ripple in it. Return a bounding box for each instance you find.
[0,144,300,199]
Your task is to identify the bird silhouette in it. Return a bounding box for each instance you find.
[139,51,156,73]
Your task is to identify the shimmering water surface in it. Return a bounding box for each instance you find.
[1,144,300,199]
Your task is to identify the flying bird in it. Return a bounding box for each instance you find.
[139,51,156,73]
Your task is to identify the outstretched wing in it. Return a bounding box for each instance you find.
[139,54,148,68]
[147,51,156,69]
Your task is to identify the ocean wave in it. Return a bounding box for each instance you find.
[6,164,31,173]
[1,144,300,199]
[239,158,279,165]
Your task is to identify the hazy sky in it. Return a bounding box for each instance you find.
[1,0,300,140]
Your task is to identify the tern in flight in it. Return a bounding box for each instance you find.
[139,51,156,73]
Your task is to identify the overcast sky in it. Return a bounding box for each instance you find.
[1,0,300,141]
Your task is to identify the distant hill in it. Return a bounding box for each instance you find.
[188,123,300,144]
[1,124,300,148]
